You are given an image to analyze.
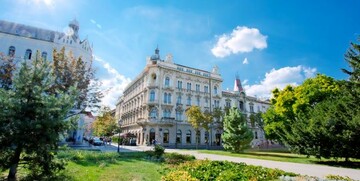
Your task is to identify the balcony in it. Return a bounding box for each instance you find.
[160,117,176,126]
[147,99,158,105]
[163,85,174,91]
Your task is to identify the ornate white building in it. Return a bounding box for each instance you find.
[0,19,93,144]
[0,19,92,62]
[115,48,270,147]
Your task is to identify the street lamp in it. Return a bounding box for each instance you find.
[117,120,122,153]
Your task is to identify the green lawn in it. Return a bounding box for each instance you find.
[61,151,164,181]
[197,149,360,168]
[1,151,165,181]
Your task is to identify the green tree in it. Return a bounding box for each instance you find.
[0,51,77,180]
[307,87,360,160]
[342,36,360,83]
[186,106,212,149]
[0,53,17,90]
[92,107,117,137]
[222,107,253,153]
[263,75,340,146]
[51,47,102,114]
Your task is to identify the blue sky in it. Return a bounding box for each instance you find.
[1,0,359,108]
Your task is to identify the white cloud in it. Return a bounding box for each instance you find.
[242,79,248,85]
[211,26,267,58]
[243,57,249,64]
[244,66,317,98]
[94,55,131,109]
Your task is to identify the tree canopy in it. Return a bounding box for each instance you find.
[92,107,118,137]
[262,37,360,160]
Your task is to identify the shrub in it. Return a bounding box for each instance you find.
[164,153,195,165]
[161,171,199,181]
[154,144,165,158]
[326,175,354,181]
[163,159,297,181]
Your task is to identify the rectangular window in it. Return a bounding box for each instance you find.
[204,86,208,93]
[177,81,182,89]
[250,105,254,113]
[187,96,191,105]
[196,97,200,106]
[226,101,231,107]
[187,82,191,91]
[196,84,200,92]
[177,95,182,105]
[176,111,182,121]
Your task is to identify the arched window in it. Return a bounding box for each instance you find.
[24,49,32,60]
[204,131,209,144]
[163,129,169,143]
[239,101,244,111]
[196,130,201,144]
[176,129,182,143]
[8,46,15,57]
[41,51,47,61]
[165,77,170,87]
[186,130,191,143]
[214,86,218,95]
[150,90,155,102]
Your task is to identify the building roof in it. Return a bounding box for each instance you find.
[0,20,58,42]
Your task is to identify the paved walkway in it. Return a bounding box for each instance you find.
[94,143,360,180]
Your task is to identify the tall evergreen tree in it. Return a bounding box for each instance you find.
[342,36,360,83]
[0,51,77,180]
[222,107,253,153]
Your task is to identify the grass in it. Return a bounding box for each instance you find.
[60,151,164,181]
[197,149,360,168]
[1,151,165,181]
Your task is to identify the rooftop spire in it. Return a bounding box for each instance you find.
[234,74,244,93]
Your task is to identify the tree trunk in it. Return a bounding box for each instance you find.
[7,147,22,181]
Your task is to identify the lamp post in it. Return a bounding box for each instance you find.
[175,119,178,148]
[117,120,122,153]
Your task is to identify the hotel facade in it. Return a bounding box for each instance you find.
[115,48,270,147]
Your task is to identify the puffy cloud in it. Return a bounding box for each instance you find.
[244,66,317,98]
[242,57,249,64]
[94,55,131,109]
[211,26,267,58]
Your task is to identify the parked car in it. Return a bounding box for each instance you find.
[92,137,103,146]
